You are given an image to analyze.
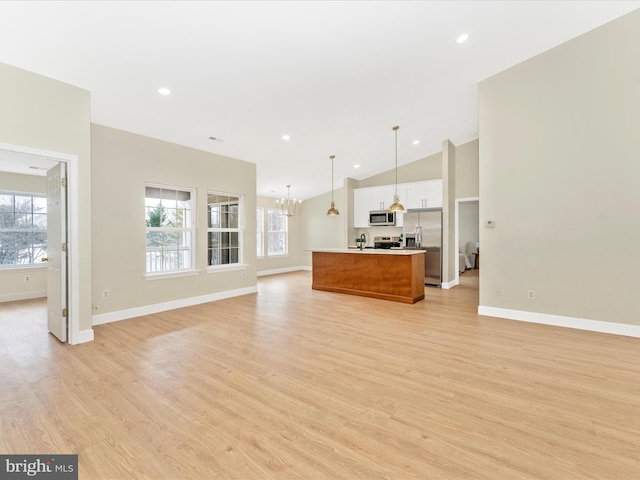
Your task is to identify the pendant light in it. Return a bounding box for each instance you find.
[326,155,340,216]
[388,125,405,212]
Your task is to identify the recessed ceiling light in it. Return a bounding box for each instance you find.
[353,164,360,169]
[282,135,291,141]
[158,87,171,96]
[456,33,469,44]
[412,140,420,145]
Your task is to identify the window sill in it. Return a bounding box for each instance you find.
[144,269,201,281]
[207,264,249,273]
[0,263,48,271]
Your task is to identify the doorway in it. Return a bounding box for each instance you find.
[0,142,79,343]
[454,197,479,288]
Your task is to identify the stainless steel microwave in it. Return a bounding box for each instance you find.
[369,210,396,226]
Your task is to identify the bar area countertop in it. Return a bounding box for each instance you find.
[311,249,426,304]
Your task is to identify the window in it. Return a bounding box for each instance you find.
[256,208,264,257]
[267,208,287,256]
[0,192,47,266]
[145,184,194,274]
[208,193,243,267]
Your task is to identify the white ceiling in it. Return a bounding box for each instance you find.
[0,1,638,198]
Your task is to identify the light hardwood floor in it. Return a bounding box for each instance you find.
[1,270,639,479]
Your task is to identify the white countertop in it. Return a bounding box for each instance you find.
[311,248,425,255]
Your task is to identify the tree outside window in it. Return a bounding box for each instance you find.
[145,185,193,273]
[0,192,47,266]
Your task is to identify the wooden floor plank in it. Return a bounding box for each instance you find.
[1,270,640,479]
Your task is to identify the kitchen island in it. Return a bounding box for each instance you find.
[312,249,426,304]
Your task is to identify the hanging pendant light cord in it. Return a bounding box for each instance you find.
[331,156,334,202]
[394,125,399,196]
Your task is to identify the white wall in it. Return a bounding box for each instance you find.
[91,124,257,318]
[0,62,92,333]
[478,10,640,327]
[299,186,348,267]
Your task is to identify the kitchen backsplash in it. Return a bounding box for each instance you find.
[353,226,403,245]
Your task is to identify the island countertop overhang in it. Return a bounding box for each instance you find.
[310,248,425,255]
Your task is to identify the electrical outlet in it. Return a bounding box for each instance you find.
[24,275,31,282]
[527,290,535,299]
[102,289,110,299]
[495,287,503,296]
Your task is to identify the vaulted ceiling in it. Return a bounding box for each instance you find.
[0,1,637,199]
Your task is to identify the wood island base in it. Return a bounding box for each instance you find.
[312,250,426,304]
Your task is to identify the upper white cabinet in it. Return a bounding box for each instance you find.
[353,180,442,228]
[405,179,443,209]
[353,187,371,228]
[353,185,398,228]
[369,185,396,211]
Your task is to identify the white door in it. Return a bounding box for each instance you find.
[46,162,68,342]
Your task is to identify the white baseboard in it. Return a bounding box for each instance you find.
[0,290,47,303]
[92,286,258,326]
[441,278,458,289]
[257,266,311,277]
[478,305,640,338]
[74,329,95,344]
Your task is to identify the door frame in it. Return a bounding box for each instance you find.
[0,142,80,344]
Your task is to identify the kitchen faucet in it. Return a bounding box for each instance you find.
[359,233,366,251]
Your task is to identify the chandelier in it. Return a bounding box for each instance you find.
[277,184,301,217]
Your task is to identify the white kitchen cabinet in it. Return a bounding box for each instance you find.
[353,187,371,228]
[353,180,443,229]
[424,180,443,208]
[405,180,443,209]
[353,185,398,228]
[369,185,396,211]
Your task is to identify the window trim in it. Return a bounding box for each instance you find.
[256,207,265,258]
[144,268,201,281]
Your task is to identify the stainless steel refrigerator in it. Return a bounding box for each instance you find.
[403,208,442,286]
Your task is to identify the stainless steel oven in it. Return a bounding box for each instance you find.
[369,210,396,226]
[373,236,401,249]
